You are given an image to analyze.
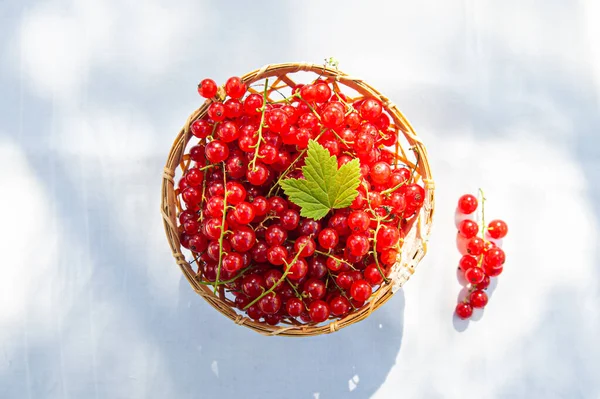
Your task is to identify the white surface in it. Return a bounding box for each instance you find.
[1,1,599,398]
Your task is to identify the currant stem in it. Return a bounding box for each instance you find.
[249,78,270,172]
[196,265,252,286]
[380,148,421,196]
[243,242,308,310]
[371,218,391,283]
[479,188,486,239]
[314,249,357,270]
[327,270,357,311]
[213,163,228,293]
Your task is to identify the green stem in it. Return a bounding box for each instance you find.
[327,270,357,311]
[479,188,486,238]
[249,79,269,172]
[371,219,391,283]
[198,266,252,286]
[244,243,308,310]
[314,249,357,271]
[380,148,421,196]
[213,163,228,293]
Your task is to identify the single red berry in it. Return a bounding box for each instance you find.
[280,209,300,231]
[370,161,391,185]
[241,274,266,298]
[466,237,485,256]
[224,98,242,118]
[198,78,218,98]
[265,225,287,246]
[258,293,282,315]
[360,98,383,122]
[182,186,202,205]
[246,163,269,186]
[458,254,478,271]
[458,194,478,214]
[222,253,244,273]
[205,140,229,163]
[295,236,316,257]
[268,196,288,215]
[309,300,330,323]
[217,121,239,143]
[309,257,327,279]
[246,304,262,320]
[225,76,246,99]
[185,168,204,186]
[484,247,506,268]
[347,234,370,257]
[329,296,351,317]
[464,267,485,284]
[287,258,309,281]
[487,219,508,239]
[286,298,304,317]
[326,256,344,272]
[188,234,207,252]
[347,211,370,232]
[455,302,473,319]
[376,225,400,250]
[318,228,339,250]
[207,102,226,122]
[458,219,479,239]
[251,240,269,263]
[484,262,503,277]
[336,272,354,290]
[229,226,256,252]
[244,93,264,115]
[298,219,322,237]
[233,202,255,224]
[225,181,247,205]
[303,278,326,300]
[364,264,384,285]
[469,290,488,308]
[267,245,288,266]
[350,279,372,302]
[190,119,212,138]
[250,196,269,216]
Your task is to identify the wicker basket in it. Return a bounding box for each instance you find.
[161,62,434,336]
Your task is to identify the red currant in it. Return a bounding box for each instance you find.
[469,290,488,308]
[225,77,246,99]
[458,219,479,239]
[487,219,508,239]
[455,302,473,319]
[198,78,217,98]
[458,194,478,214]
[350,280,372,302]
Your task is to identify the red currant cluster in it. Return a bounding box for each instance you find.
[454,192,508,319]
[176,74,425,326]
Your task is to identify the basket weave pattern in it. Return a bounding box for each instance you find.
[161,63,435,336]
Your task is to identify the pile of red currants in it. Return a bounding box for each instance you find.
[454,192,508,319]
[176,74,425,326]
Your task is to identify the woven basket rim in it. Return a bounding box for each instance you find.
[161,62,435,337]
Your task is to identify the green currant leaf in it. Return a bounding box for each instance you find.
[280,140,361,220]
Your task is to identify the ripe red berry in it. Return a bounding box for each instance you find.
[258,293,282,315]
[318,228,339,250]
[225,77,246,99]
[190,119,212,138]
[370,161,391,185]
[198,78,217,98]
[329,296,351,316]
[458,254,478,271]
[205,140,229,163]
[229,226,256,252]
[466,237,485,256]
[267,245,288,266]
[309,300,330,323]
[208,102,226,122]
[244,94,263,115]
[360,98,383,122]
[455,302,473,319]
[458,219,479,239]
[347,211,370,232]
[469,290,488,308]
[350,280,372,302]
[287,258,308,281]
[364,264,384,285]
[376,225,400,250]
[286,298,304,317]
[303,278,326,300]
[487,219,508,239]
[233,202,255,224]
[246,163,269,186]
[464,267,485,284]
[347,234,370,257]
[295,236,316,257]
[458,194,478,214]
[484,247,506,268]
[222,253,244,273]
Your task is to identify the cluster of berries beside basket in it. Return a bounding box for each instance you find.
[175,73,427,327]
[454,191,508,320]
